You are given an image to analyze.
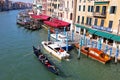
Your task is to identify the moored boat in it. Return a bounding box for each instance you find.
[41,41,70,60]
[81,46,111,64]
[51,33,70,42]
[33,46,59,75]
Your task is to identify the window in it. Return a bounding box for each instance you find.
[70,13,72,20]
[108,21,113,28]
[72,0,73,8]
[83,5,85,11]
[96,6,100,12]
[86,17,89,25]
[102,6,106,15]
[79,5,81,11]
[81,16,84,24]
[77,16,80,23]
[94,18,98,25]
[89,18,92,26]
[100,20,104,26]
[91,6,94,12]
[88,6,90,12]
[110,6,116,14]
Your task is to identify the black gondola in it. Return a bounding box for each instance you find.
[33,46,59,75]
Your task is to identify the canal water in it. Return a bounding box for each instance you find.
[0,10,120,80]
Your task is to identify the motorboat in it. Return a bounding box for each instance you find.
[41,41,70,60]
[81,46,111,64]
[51,33,70,42]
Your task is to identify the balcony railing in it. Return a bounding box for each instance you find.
[93,12,106,18]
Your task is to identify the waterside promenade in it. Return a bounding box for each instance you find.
[56,31,120,61]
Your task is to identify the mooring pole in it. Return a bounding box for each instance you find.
[78,36,82,59]
[115,46,119,63]
[48,28,50,41]
[55,28,58,41]
[66,32,68,52]
[72,29,74,41]
[64,27,66,35]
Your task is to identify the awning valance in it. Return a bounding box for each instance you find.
[111,35,120,42]
[95,30,114,39]
[88,29,97,34]
[30,14,50,21]
[94,1,109,5]
[75,24,89,30]
[44,18,70,28]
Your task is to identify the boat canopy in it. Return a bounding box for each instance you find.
[47,42,68,49]
[30,14,50,21]
[44,18,70,28]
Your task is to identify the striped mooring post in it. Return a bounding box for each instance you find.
[66,32,68,52]
[55,29,58,41]
[77,38,82,59]
[105,45,108,53]
[64,27,66,35]
[98,38,102,50]
[109,47,112,57]
[115,46,119,63]
[72,29,74,41]
[48,28,50,41]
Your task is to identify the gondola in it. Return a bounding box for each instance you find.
[33,46,59,75]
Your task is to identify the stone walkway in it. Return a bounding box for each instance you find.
[67,31,120,61]
[52,31,120,61]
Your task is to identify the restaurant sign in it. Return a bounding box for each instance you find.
[92,25,112,33]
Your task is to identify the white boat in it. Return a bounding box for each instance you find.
[51,33,70,42]
[41,41,70,60]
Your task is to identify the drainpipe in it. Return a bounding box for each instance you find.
[57,0,59,17]
[117,20,120,35]
[72,0,77,31]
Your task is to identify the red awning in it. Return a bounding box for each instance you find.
[30,14,50,21]
[44,18,70,28]
[44,21,61,28]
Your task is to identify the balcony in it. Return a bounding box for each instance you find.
[93,12,106,18]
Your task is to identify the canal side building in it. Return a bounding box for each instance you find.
[75,0,120,48]
[46,0,75,30]
[34,0,120,48]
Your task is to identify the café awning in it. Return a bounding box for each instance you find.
[44,21,61,28]
[30,14,50,21]
[88,29,97,34]
[75,24,89,30]
[95,30,114,39]
[111,35,120,42]
[44,18,70,28]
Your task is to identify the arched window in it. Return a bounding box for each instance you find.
[60,13,62,17]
